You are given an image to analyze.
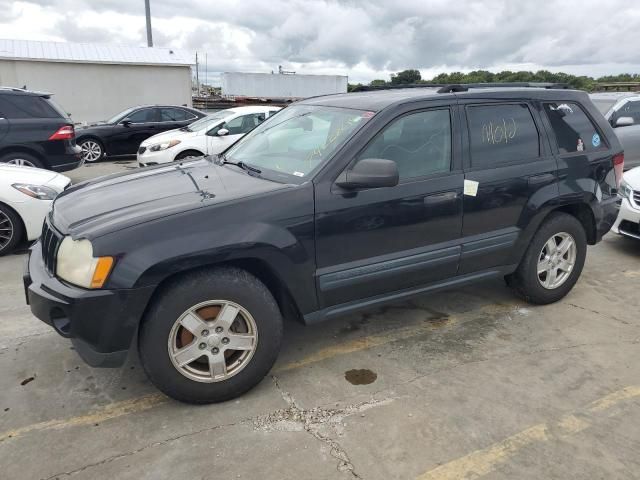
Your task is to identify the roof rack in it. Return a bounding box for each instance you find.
[350,82,570,93]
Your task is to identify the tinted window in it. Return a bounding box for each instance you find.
[125,108,156,123]
[223,114,263,135]
[543,102,606,154]
[618,100,640,123]
[160,108,193,122]
[0,95,62,119]
[467,104,539,168]
[359,109,451,180]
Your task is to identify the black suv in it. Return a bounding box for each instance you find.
[0,87,82,171]
[25,83,623,403]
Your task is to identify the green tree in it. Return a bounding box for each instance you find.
[369,79,388,87]
[391,69,422,84]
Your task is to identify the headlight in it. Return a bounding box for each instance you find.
[12,183,58,200]
[56,237,114,289]
[148,139,181,152]
[619,180,633,200]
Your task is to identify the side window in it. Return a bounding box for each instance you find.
[160,108,189,122]
[467,104,539,168]
[0,95,60,119]
[358,109,451,180]
[620,100,640,123]
[125,108,156,123]
[543,102,606,154]
[224,115,262,135]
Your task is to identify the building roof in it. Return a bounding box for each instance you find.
[0,39,194,67]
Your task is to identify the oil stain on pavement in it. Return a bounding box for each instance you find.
[344,369,377,385]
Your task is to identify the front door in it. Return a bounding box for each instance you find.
[314,105,463,308]
[458,100,557,274]
[109,107,160,155]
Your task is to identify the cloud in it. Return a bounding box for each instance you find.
[2,0,640,83]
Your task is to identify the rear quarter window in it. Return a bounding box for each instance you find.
[0,94,62,119]
[467,103,540,168]
[543,102,607,154]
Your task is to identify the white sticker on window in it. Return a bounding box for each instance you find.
[464,179,479,197]
[293,171,305,177]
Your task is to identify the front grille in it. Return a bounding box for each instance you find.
[633,190,640,206]
[41,219,62,274]
[138,146,146,155]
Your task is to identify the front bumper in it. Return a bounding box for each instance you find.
[612,195,640,239]
[24,241,155,367]
[137,148,175,167]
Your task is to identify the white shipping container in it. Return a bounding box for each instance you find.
[221,72,348,99]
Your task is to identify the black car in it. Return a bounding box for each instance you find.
[0,87,82,171]
[25,83,623,403]
[76,105,206,162]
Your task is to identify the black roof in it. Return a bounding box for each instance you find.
[299,84,589,112]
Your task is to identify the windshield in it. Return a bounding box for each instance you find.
[186,110,235,132]
[224,105,372,182]
[591,98,617,115]
[107,107,136,124]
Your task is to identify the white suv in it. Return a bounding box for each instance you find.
[137,106,281,166]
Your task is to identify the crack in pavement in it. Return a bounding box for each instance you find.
[41,420,242,480]
[566,302,637,327]
[39,379,393,480]
[258,375,393,478]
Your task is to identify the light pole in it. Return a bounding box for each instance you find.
[145,0,153,47]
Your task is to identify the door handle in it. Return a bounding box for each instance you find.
[528,173,555,187]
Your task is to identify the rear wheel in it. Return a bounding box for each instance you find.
[0,152,44,169]
[506,213,587,304]
[139,267,283,404]
[78,138,104,162]
[0,204,23,256]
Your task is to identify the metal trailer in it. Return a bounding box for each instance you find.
[221,72,348,99]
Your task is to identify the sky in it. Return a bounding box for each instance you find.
[1,0,640,85]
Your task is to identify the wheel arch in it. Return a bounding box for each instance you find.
[0,146,48,168]
[175,149,205,161]
[140,258,304,328]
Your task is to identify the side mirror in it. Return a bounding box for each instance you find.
[121,120,132,127]
[217,128,229,137]
[335,158,399,190]
[615,116,634,128]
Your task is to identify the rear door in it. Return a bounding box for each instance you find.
[0,98,8,143]
[160,107,198,131]
[459,100,557,274]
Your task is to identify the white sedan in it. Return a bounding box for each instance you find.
[137,106,281,166]
[0,164,71,255]
[613,166,640,239]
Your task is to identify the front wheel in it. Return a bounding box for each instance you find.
[139,267,283,404]
[506,213,587,304]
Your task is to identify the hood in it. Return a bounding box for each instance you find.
[0,164,60,185]
[51,158,290,239]
[141,128,197,147]
[623,166,640,187]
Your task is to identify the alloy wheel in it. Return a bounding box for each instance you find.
[537,232,577,289]
[168,300,258,383]
[0,210,14,252]
[5,158,36,167]
[80,140,102,162]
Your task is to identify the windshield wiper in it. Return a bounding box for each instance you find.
[216,155,262,174]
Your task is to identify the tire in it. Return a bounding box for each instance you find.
[0,203,23,256]
[175,150,203,161]
[0,152,44,169]
[78,138,104,163]
[139,267,283,404]
[506,212,587,304]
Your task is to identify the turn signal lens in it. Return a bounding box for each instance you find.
[91,257,114,288]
